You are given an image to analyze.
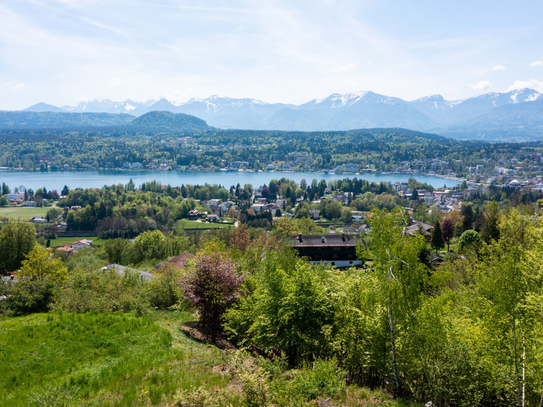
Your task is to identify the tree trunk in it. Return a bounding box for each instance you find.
[388,304,402,398]
[513,316,521,407]
[522,332,525,407]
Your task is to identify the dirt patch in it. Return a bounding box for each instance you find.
[181,321,237,350]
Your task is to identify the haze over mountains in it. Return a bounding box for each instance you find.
[13,88,543,141]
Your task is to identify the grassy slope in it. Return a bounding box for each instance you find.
[0,311,230,407]
[0,311,420,406]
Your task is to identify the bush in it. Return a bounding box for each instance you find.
[5,278,57,315]
[150,264,185,309]
[458,230,483,253]
[286,359,346,402]
[59,268,150,314]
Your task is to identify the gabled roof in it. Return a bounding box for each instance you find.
[153,252,195,272]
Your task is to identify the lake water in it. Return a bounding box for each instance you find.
[0,169,460,192]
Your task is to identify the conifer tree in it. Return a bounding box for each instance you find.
[431,219,445,253]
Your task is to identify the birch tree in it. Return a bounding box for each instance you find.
[358,208,429,398]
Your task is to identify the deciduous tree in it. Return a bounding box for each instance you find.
[180,253,245,341]
[0,222,36,271]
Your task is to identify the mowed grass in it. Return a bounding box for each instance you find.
[51,236,106,247]
[0,206,49,220]
[0,311,233,407]
[176,219,233,229]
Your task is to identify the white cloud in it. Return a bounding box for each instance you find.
[470,81,492,90]
[331,63,356,72]
[531,61,543,67]
[473,68,488,74]
[12,83,26,89]
[507,79,543,93]
[492,65,505,71]
[106,80,121,89]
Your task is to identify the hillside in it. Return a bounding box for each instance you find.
[0,311,413,407]
[440,98,543,141]
[128,110,212,132]
[0,111,134,129]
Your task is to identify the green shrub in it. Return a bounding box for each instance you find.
[287,359,346,402]
[4,278,57,315]
[60,268,150,314]
[149,264,185,309]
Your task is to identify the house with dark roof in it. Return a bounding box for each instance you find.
[188,210,200,220]
[288,234,366,268]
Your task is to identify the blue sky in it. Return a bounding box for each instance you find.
[1,0,542,109]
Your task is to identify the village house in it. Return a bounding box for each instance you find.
[289,234,366,268]
[309,209,320,220]
[188,209,200,220]
[206,214,219,223]
[6,192,25,201]
[153,252,195,273]
[72,240,93,250]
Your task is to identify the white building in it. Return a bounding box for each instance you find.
[6,192,24,201]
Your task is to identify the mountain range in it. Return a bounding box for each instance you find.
[14,88,543,141]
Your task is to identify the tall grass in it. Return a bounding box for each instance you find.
[0,311,228,406]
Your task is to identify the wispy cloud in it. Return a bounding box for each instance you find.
[531,61,543,67]
[492,64,505,71]
[12,83,26,89]
[331,63,356,72]
[470,81,492,90]
[507,79,543,93]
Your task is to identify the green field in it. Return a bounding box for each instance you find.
[0,206,49,220]
[176,219,234,229]
[0,311,231,407]
[51,236,106,247]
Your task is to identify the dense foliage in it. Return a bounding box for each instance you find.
[2,127,542,175]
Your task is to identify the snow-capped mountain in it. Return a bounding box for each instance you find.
[409,89,543,125]
[60,98,156,116]
[20,88,543,139]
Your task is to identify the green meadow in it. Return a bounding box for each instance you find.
[0,311,232,407]
[0,206,49,220]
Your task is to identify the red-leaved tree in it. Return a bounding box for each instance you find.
[441,218,455,252]
[179,253,245,341]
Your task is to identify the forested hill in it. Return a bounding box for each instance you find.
[350,127,448,142]
[127,111,212,132]
[0,111,135,129]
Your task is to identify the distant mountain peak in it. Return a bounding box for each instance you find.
[22,102,64,113]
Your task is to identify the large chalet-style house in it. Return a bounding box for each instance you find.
[288,234,366,268]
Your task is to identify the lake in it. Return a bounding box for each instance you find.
[0,169,460,192]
